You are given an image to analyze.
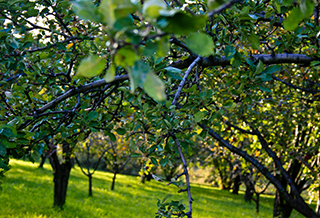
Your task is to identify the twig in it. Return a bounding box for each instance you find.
[171,134,193,218]
[273,75,319,94]
[171,56,201,106]
[208,0,238,18]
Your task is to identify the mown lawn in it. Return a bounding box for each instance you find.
[0,159,306,218]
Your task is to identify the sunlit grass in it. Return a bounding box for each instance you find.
[0,159,306,218]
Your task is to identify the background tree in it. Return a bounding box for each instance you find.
[74,132,110,196]
[103,133,133,190]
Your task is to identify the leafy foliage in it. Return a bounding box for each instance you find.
[1,0,320,217]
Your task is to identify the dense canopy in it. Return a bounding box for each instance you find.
[1,0,320,217]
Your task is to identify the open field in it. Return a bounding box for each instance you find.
[0,159,306,218]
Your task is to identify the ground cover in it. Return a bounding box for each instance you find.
[0,159,305,218]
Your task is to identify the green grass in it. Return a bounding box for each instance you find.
[0,159,306,218]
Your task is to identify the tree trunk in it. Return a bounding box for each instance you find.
[53,161,72,208]
[255,193,260,213]
[39,153,47,168]
[232,174,241,194]
[243,173,254,202]
[273,190,294,218]
[111,171,117,190]
[49,143,72,209]
[88,174,92,196]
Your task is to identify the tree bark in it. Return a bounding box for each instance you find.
[244,174,254,203]
[256,193,260,213]
[111,171,117,191]
[232,174,241,194]
[88,174,92,196]
[38,153,47,168]
[49,143,72,209]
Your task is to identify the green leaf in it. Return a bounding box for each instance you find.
[113,16,134,31]
[150,157,159,166]
[162,194,173,203]
[3,140,17,148]
[128,60,150,91]
[194,111,206,122]
[0,158,9,171]
[164,119,172,128]
[300,0,314,18]
[264,65,281,75]
[99,0,116,26]
[223,100,234,108]
[76,55,106,78]
[143,0,167,18]
[283,7,303,31]
[207,0,227,10]
[0,125,17,138]
[115,47,138,67]
[185,33,214,56]
[164,67,182,80]
[0,145,6,156]
[115,128,126,135]
[283,0,295,6]
[262,65,281,74]
[257,65,281,81]
[143,72,166,102]
[255,60,264,75]
[27,8,38,17]
[87,111,98,121]
[104,65,115,83]
[160,158,168,167]
[247,33,260,50]
[224,46,236,60]
[230,51,242,67]
[72,0,102,23]
[131,153,141,157]
[114,0,137,19]
[158,12,207,35]
[259,85,271,92]
[107,132,117,142]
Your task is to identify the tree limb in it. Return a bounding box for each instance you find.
[36,75,129,114]
[171,133,193,218]
[208,0,239,18]
[198,123,320,218]
[171,53,315,69]
[171,56,201,106]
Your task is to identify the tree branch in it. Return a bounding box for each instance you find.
[273,75,319,94]
[37,75,129,114]
[198,123,320,218]
[171,53,315,69]
[171,133,193,218]
[208,0,239,18]
[171,56,201,106]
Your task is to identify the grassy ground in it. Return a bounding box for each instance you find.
[0,159,306,218]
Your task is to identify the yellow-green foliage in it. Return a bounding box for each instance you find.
[0,159,305,218]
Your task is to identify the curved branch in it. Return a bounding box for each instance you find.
[37,75,129,114]
[172,56,201,106]
[273,75,319,94]
[18,75,129,130]
[208,0,238,18]
[74,155,89,176]
[171,53,315,69]
[171,133,193,218]
[198,123,320,218]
